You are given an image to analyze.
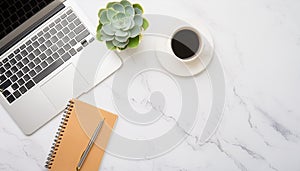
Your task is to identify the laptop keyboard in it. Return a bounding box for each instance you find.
[0,0,55,39]
[0,8,94,104]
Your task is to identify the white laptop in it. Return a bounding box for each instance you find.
[0,0,122,135]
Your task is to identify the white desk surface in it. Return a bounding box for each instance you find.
[1,0,300,170]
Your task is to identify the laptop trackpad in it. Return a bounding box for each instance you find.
[40,64,89,110]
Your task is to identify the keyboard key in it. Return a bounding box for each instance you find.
[38,37,45,44]
[9,59,17,65]
[76,46,83,52]
[17,78,25,86]
[40,61,47,68]
[25,80,35,90]
[43,26,49,32]
[45,49,53,56]
[74,24,85,34]
[32,41,39,48]
[68,23,75,30]
[62,36,70,43]
[57,40,63,47]
[69,39,76,46]
[5,70,12,77]
[62,52,71,62]
[61,13,67,19]
[49,28,57,35]
[4,63,11,69]
[67,13,76,22]
[8,53,14,59]
[29,70,36,77]
[23,74,30,81]
[0,75,6,83]
[52,52,59,59]
[55,24,63,30]
[13,90,21,98]
[0,67,5,74]
[75,30,89,42]
[66,9,72,15]
[0,79,12,91]
[7,95,15,103]
[33,58,41,65]
[34,65,42,73]
[16,62,23,69]
[12,83,19,90]
[46,57,54,64]
[22,66,29,73]
[20,44,26,50]
[2,58,8,63]
[55,18,61,24]
[57,48,65,55]
[39,44,46,52]
[63,44,71,51]
[81,40,88,47]
[33,49,41,56]
[22,58,29,65]
[28,53,35,60]
[51,36,58,43]
[57,31,64,39]
[45,40,52,47]
[10,75,18,82]
[44,32,51,39]
[33,59,63,84]
[21,50,28,57]
[16,71,24,78]
[61,19,68,27]
[19,86,27,94]
[26,45,34,52]
[14,49,20,54]
[62,27,70,34]
[11,66,18,73]
[2,90,11,97]
[68,31,75,39]
[39,53,47,60]
[15,54,22,61]
[28,62,35,69]
[25,40,32,46]
[49,22,55,28]
[74,18,81,26]
[37,31,43,37]
[51,44,58,52]
[31,35,38,41]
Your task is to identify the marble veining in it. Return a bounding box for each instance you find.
[1,0,300,170]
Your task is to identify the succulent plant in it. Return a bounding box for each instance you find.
[96,0,149,50]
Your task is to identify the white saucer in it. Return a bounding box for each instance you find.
[143,15,214,77]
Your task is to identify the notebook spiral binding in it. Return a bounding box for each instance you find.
[45,100,74,169]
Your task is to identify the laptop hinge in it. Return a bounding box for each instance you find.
[0,3,65,56]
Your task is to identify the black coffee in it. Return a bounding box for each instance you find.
[171,29,200,59]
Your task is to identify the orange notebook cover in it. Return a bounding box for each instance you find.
[45,99,118,171]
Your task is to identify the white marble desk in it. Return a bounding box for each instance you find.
[1,0,300,170]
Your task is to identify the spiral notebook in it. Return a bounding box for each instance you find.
[45,99,118,171]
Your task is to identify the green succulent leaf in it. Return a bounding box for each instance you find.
[97,1,148,50]
[106,41,116,50]
[133,15,143,26]
[99,10,110,24]
[106,2,117,8]
[134,8,142,15]
[127,35,140,48]
[120,0,131,7]
[98,9,105,17]
[133,4,144,13]
[125,6,134,16]
[142,18,149,30]
[112,3,125,13]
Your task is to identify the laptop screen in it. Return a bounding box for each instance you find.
[0,0,55,40]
